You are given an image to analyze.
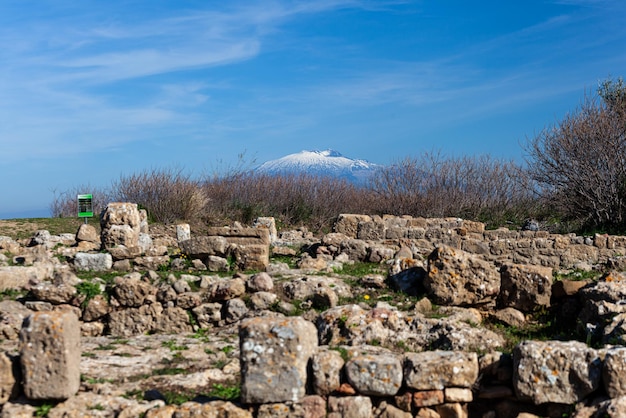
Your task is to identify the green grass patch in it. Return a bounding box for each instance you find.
[162,339,188,352]
[553,269,601,282]
[206,383,240,401]
[333,261,386,277]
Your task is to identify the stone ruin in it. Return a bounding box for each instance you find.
[4,206,626,416]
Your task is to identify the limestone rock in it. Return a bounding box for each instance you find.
[239,317,318,403]
[0,264,54,291]
[76,224,99,244]
[603,347,626,398]
[19,311,81,400]
[404,351,479,390]
[107,304,163,337]
[345,353,403,396]
[498,263,552,312]
[328,395,372,418]
[0,352,18,403]
[82,294,110,322]
[249,291,277,310]
[513,340,601,405]
[29,282,76,304]
[206,277,246,302]
[425,245,500,306]
[0,300,33,340]
[247,272,274,292]
[74,252,113,271]
[154,307,193,334]
[311,348,345,396]
[112,276,156,307]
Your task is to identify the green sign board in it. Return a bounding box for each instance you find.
[77,194,93,218]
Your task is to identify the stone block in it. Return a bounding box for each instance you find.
[513,340,601,405]
[345,354,403,396]
[19,311,81,400]
[498,263,552,312]
[425,245,500,306]
[333,214,372,238]
[239,317,318,403]
[328,396,372,418]
[311,348,344,396]
[404,351,479,390]
[74,252,113,272]
[603,347,626,398]
[0,352,18,403]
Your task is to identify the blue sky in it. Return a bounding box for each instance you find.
[2,0,626,218]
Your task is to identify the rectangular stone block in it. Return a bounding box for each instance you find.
[240,317,318,404]
[19,311,81,400]
[404,351,478,391]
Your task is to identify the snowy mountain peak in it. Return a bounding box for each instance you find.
[256,149,381,184]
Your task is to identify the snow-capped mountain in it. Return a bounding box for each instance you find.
[255,149,381,184]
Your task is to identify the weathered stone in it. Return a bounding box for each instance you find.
[176,224,191,243]
[101,202,141,227]
[412,390,444,407]
[154,307,193,334]
[0,352,18,403]
[388,263,426,296]
[133,255,170,270]
[192,302,222,327]
[0,402,37,418]
[176,292,202,309]
[29,282,76,304]
[180,236,229,258]
[222,298,248,324]
[425,246,500,306]
[76,224,99,243]
[0,264,54,291]
[240,317,318,403]
[249,291,277,310]
[436,403,467,418]
[138,233,153,254]
[603,347,626,398]
[513,340,601,405]
[333,214,372,238]
[206,255,229,272]
[311,348,345,396]
[247,272,274,292]
[415,407,440,418]
[253,217,278,244]
[345,354,403,396]
[74,252,113,271]
[206,277,246,302]
[340,239,369,261]
[19,311,81,400]
[444,387,473,403]
[0,300,33,340]
[375,401,413,418]
[404,351,479,390]
[491,307,526,328]
[328,395,372,418]
[112,276,156,307]
[82,294,110,322]
[498,263,552,312]
[107,304,163,337]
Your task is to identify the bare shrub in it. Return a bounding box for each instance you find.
[111,167,208,224]
[525,78,626,231]
[50,185,112,218]
[370,151,535,228]
[202,172,375,232]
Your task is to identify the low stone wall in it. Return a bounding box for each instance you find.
[332,214,626,269]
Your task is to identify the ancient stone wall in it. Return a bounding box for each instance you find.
[333,213,626,269]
